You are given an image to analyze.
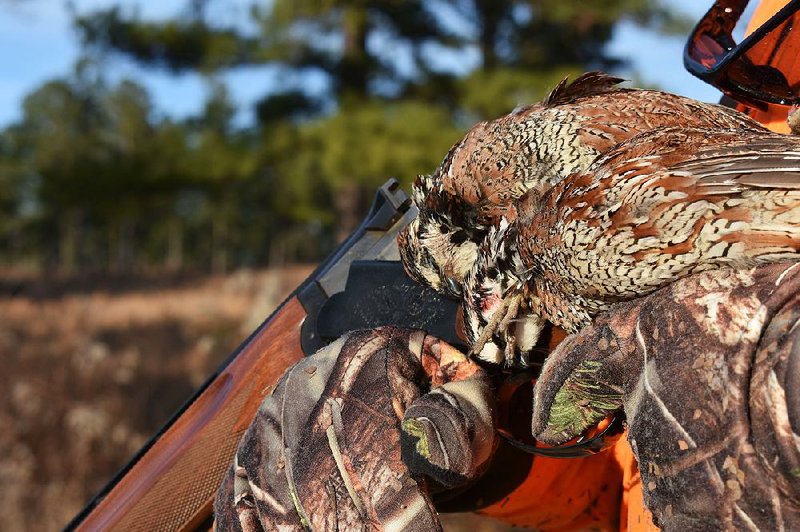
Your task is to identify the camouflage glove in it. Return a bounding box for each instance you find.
[532,262,800,530]
[214,327,496,531]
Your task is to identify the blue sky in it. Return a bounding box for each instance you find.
[0,0,745,128]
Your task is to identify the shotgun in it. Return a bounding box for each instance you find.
[65,178,464,531]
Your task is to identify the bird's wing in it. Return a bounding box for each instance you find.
[667,136,800,195]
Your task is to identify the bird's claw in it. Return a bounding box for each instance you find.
[470,293,524,366]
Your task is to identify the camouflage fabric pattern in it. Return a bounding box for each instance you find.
[532,262,800,530]
[213,327,496,531]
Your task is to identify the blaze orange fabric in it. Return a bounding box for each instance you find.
[478,443,624,530]
[737,0,794,132]
[615,440,658,532]
[479,436,658,531]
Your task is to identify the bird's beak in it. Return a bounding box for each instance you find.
[445,277,461,297]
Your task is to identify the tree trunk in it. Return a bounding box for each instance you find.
[60,209,79,274]
[109,218,135,273]
[340,6,369,99]
[476,0,501,70]
[268,234,286,268]
[334,182,361,243]
[211,215,228,274]
[166,217,184,271]
[122,220,135,272]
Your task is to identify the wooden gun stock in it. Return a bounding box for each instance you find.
[69,297,307,531]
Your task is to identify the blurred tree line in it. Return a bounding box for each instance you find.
[0,0,686,274]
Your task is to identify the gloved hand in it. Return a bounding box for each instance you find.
[214,327,497,531]
[531,262,800,530]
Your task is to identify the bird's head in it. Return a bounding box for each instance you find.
[398,171,490,297]
[398,102,552,300]
[398,208,481,298]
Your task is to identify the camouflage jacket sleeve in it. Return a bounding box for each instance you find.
[213,326,496,531]
[532,262,800,530]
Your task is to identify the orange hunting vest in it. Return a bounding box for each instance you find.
[478,435,656,530]
[737,0,795,133]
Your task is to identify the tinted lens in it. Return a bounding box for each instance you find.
[728,8,800,103]
[686,0,748,69]
[689,33,736,69]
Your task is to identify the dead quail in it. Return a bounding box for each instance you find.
[464,126,800,365]
[398,72,765,298]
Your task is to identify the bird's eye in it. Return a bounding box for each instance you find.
[449,230,469,245]
[445,277,461,296]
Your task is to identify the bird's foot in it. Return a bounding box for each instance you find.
[470,293,523,365]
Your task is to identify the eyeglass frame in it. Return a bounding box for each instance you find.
[684,0,800,107]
